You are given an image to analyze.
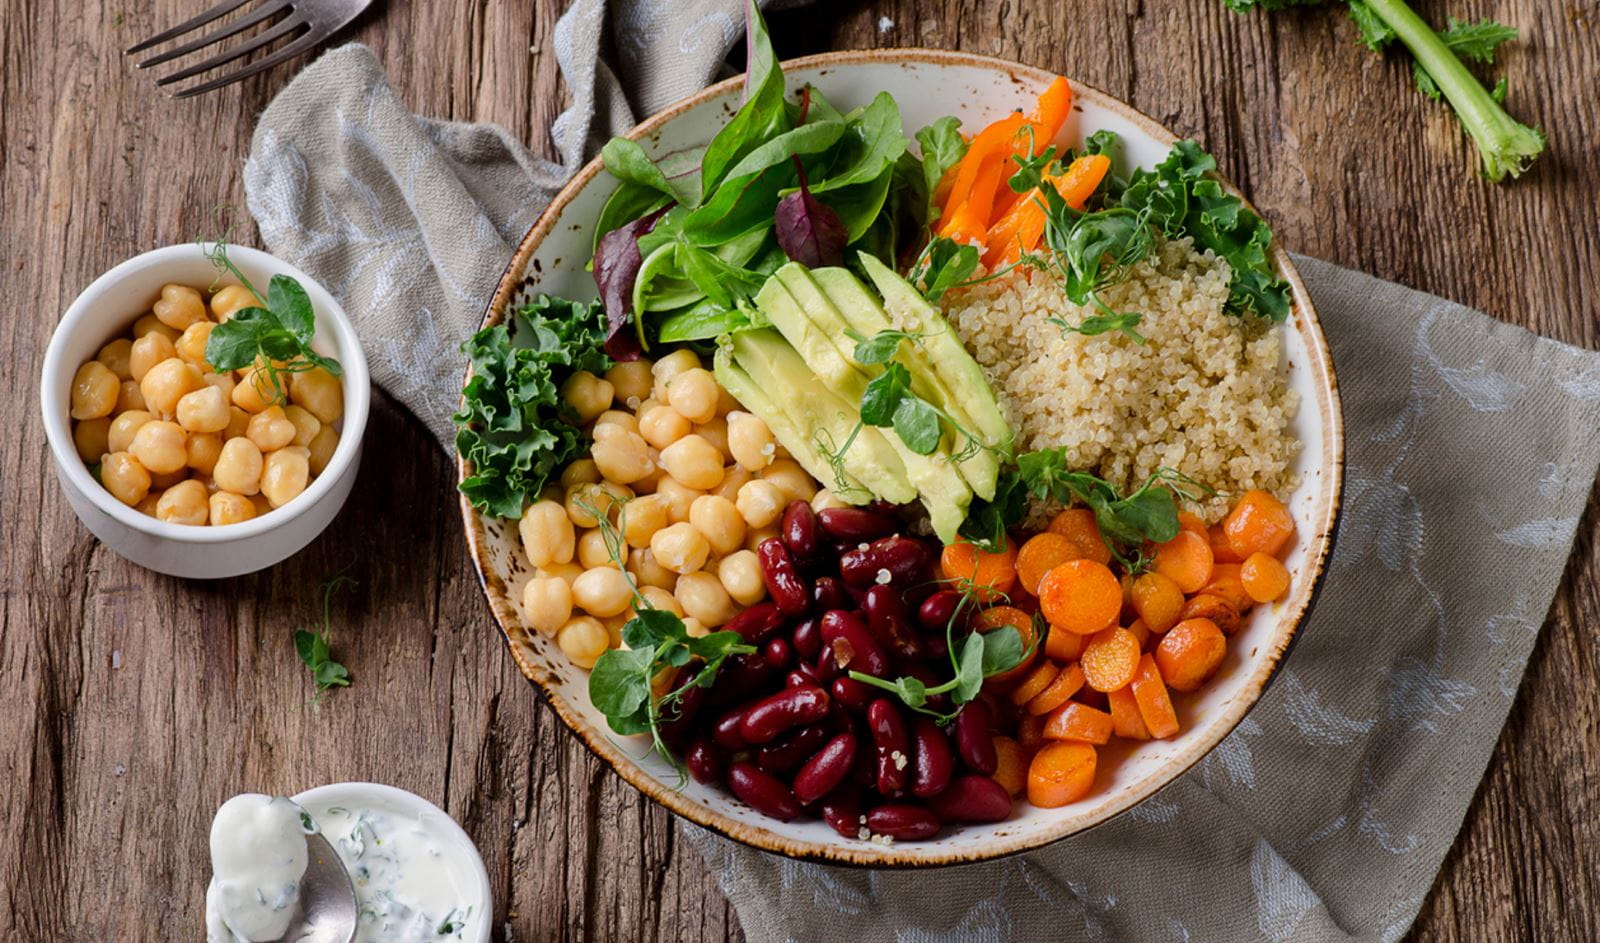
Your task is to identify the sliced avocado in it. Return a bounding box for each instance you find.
[808,265,1001,500]
[751,277,858,388]
[856,253,1014,458]
[721,331,918,506]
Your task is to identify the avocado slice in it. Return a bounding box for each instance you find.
[718,331,918,506]
[751,277,858,388]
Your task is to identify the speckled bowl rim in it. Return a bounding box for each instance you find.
[459,47,1345,867]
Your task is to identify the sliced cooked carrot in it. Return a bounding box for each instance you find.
[1130,570,1185,633]
[1126,617,1151,650]
[1027,741,1097,808]
[1241,552,1291,603]
[1210,523,1244,564]
[976,605,1037,685]
[1201,563,1253,612]
[1039,559,1122,634]
[940,536,1017,602]
[1152,529,1215,594]
[1106,685,1150,739]
[1009,660,1060,706]
[1155,618,1226,692]
[1026,661,1085,716]
[1043,700,1114,744]
[1080,626,1141,692]
[1222,490,1295,559]
[1043,624,1085,662]
[1047,508,1112,565]
[1180,593,1243,635]
[1017,532,1080,595]
[1016,712,1047,754]
[1178,510,1209,536]
[1130,653,1180,739]
[992,735,1029,797]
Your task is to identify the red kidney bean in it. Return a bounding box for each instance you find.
[864,585,922,660]
[922,633,949,662]
[850,728,876,786]
[728,761,802,822]
[910,716,955,799]
[865,803,941,841]
[792,731,858,803]
[686,737,725,786]
[928,774,1013,823]
[781,500,820,560]
[952,700,998,775]
[757,538,811,615]
[707,652,772,709]
[658,682,706,749]
[918,590,968,632]
[756,723,832,774]
[868,698,911,795]
[817,506,897,541]
[820,786,864,839]
[812,645,842,683]
[820,610,890,678]
[762,637,792,671]
[830,676,872,712]
[791,617,822,661]
[811,576,850,613]
[840,535,931,589]
[740,685,830,744]
[725,602,785,643]
[712,708,748,751]
[785,670,811,688]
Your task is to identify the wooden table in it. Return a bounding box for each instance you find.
[3,0,1596,939]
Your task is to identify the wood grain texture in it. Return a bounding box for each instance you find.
[0,0,1594,940]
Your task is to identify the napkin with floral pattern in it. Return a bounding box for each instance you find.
[244,4,1600,939]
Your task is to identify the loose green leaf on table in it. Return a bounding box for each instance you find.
[294,576,356,698]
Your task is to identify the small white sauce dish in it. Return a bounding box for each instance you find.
[40,243,370,579]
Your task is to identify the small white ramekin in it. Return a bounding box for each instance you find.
[40,243,370,579]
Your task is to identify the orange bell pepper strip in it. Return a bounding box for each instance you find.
[989,77,1075,227]
[981,153,1111,270]
[938,113,1026,242]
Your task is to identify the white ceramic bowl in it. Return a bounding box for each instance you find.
[292,781,492,943]
[462,51,1343,865]
[41,243,370,579]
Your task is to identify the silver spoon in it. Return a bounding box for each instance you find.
[275,832,357,943]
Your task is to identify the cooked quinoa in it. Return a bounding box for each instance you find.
[908,237,1299,523]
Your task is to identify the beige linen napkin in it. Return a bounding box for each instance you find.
[244,18,1600,942]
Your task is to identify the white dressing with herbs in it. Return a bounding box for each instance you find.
[205,793,311,942]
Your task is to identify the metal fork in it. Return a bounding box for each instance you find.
[125,0,372,99]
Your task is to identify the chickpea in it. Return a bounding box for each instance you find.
[745,524,781,553]
[97,338,134,380]
[201,370,236,401]
[735,479,786,529]
[141,358,200,418]
[70,361,119,420]
[695,415,731,460]
[631,461,664,495]
[101,452,151,506]
[761,458,817,503]
[650,522,710,575]
[129,332,177,382]
[116,380,146,413]
[260,448,310,508]
[715,386,741,417]
[605,360,654,406]
[560,370,614,424]
[522,576,573,636]
[135,491,163,516]
[556,616,610,669]
[306,426,339,475]
[152,283,207,330]
[571,567,632,618]
[537,561,585,588]
[650,349,701,402]
[594,409,639,435]
[175,321,215,368]
[712,465,753,502]
[246,405,297,451]
[627,548,677,591]
[187,433,224,476]
[520,499,576,568]
[282,405,321,447]
[174,386,230,434]
[622,494,671,549]
[633,585,684,618]
[727,411,776,472]
[129,420,188,474]
[559,458,601,489]
[689,494,745,556]
[654,475,700,523]
[811,488,850,512]
[213,437,264,495]
[249,493,272,517]
[155,479,209,525]
[149,467,188,490]
[208,491,257,526]
[233,367,277,413]
[666,368,719,423]
[73,418,111,463]
[717,550,766,606]
[132,313,180,342]
[577,529,619,570]
[289,366,342,424]
[638,404,692,450]
[674,571,736,628]
[589,423,654,485]
[565,481,632,528]
[223,405,252,441]
[210,284,256,322]
[681,617,709,639]
[660,435,724,490]
[108,410,153,453]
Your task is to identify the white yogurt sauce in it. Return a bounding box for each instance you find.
[204,791,480,943]
[205,794,311,942]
